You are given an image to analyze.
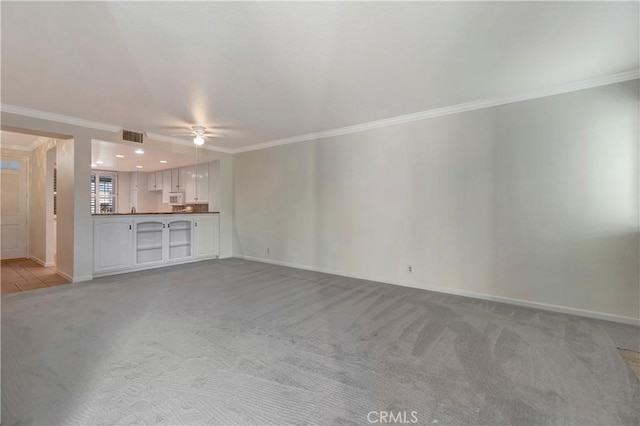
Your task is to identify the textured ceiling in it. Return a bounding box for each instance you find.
[1,2,638,150]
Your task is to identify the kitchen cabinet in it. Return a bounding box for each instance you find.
[194,214,219,258]
[183,164,209,204]
[147,172,163,191]
[94,218,133,273]
[171,168,187,191]
[134,217,192,265]
[162,170,172,203]
[184,165,197,203]
[134,218,165,265]
[93,213,219,277]
[196,163,209,204]
[130,172,139,190]
[168,218,192,260]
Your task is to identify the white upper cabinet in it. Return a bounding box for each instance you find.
[162,170,172,203]
[171,168,186,191]
[155,172,163,191]
[183,165,197,203]
[147,172,156,191]
[147,172,163,191]
[183,164,208,204]
[196,163,209,204]
[130,172,139,190]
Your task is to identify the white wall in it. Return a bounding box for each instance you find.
[209,160,221,212]
[27,138,56,265]
[233,80,640,323]
[46,147,56,265]
[219,155,234,258]
[55,138,75,279]
[116,172,131,214]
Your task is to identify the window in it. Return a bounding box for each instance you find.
[0,159,20,170]
[90,171,117,214]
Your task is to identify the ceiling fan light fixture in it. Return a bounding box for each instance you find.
[192,125,206,145]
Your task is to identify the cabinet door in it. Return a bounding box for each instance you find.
[183,166,197,203]
[134,219,165,265]
[147,172,156,191]
[194,214,219,258]
[130,172,139,190]
[196,163,209,203]
[155,172,163,191]
[167,218,193,261]
[172,168,186,191]
[94,219,133,273]
[162,170,172,203]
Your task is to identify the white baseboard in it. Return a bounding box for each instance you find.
[55,269,73,282]
[235,254,640,327]
[29,256,55,268]
[55,269,92,283]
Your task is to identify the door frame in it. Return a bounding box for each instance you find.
[0,153,29,260]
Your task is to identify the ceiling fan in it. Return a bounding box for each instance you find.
[189,125,230,145]
[191,125,207,145]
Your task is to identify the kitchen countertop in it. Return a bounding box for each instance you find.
[92,212,220,216]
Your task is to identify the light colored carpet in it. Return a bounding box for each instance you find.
[2,258,639,425]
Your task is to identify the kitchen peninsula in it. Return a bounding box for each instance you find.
[93,212,219,277]
[90,139,222,277]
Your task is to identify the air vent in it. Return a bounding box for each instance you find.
[122,130,144,143]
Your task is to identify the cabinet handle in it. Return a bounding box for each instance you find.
[167,223,170,228]
[195,222,198,227]
[129,225,132,230]
[163,223,165,228]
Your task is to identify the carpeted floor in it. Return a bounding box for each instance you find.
[2,258,639,425]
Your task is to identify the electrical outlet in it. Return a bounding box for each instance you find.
[408,265,412,272]
[267,248,270,254]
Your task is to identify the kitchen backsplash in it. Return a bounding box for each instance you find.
[172,204,209,213]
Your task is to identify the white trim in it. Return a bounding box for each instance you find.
[145,132,234,154]
[91,256,219,279]
[72,275,93,283]
[55,269,73,282]
[1,137,50,152]
[0,104,121,132]
[232,69,640,154]
[29,256,55,268]
[1,144,31,152]
[2,70,638,154]
[235,254,640,326]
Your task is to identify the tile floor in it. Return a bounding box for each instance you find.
[618,349,640,380]
[1,258,70,293]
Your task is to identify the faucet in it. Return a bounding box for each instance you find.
[131,206,136,214]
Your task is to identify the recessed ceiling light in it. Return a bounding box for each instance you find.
[160,160,168,164]
[95,160,104,165]
[134,149,144,155]
[136,165,143,168]
[115,154,125,158]
[91,163,97,168]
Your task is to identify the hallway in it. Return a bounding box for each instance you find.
[1,258,70,293]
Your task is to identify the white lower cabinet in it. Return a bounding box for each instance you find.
[167,218,193,261]
[194,214,219,258]
[134,218,166,266]
[94,218,133,273]
[94,213,219,277]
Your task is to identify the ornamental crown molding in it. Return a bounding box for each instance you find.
[232,69,640,153]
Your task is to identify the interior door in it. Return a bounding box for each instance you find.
[1,156,28,259]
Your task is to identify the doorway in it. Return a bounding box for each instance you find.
[1,156,28,259]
